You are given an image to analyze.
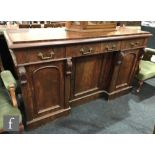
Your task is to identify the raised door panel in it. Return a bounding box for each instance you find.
[115,50,139,89]
[71,54,103,98]
[30,62,65,117]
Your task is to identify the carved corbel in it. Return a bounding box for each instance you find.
[18,66,27,85]
[116,52,125,65]
[65,58,72,108]
[66,58,72,75]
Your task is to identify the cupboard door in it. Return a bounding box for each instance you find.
[71,54,103,99]
[109,50,139,91]
[29,61,65,117]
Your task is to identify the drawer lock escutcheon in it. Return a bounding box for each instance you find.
[38,51,55,60]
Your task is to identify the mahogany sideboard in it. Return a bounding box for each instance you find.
[2,27,151,129]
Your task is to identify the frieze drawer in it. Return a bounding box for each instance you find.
[13,46,66,64]
[66,43,101,57]
[101,41,121,52]
[121,38,145,50]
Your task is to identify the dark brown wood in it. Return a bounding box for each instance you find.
[44,23,54,28]
[13,46,66,64]
[70,90,106,106]
[66,42,101,57]
[31,24,41,28]
[65,58,72,108]
[19,24,30,28]
[2,27,151,129]
[107,87,132,100]
[109,50,140,92]
[70,54,104,104]
[18,61,71,128]
[31,62,65,115]
[27,108,70,130]
[121,38,145,51]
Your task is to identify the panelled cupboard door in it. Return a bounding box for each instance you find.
[110,50,139,91]
[28,61,65,118]
[71,54,104,99]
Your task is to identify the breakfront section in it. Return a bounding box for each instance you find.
[66,43,103,105]
[70,54,104,105]
[66,42,111,106]
[11,46,71,129]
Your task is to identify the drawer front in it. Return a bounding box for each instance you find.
[66,43,101,57]
[101,41,121,52]
[121,38,145,50]
[14,46,66,64]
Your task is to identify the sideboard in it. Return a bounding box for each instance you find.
[1,27,151,129]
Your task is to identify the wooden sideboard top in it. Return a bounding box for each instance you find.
[3,26,152,49]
